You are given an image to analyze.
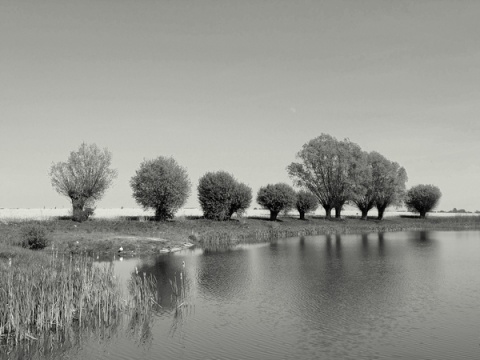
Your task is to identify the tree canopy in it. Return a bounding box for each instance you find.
[50,143,117,222]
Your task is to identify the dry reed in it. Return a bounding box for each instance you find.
[0,253,159,348]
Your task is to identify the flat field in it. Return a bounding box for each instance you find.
[1,207,476,221]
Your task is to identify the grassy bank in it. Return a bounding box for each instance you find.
[1,214,480,257]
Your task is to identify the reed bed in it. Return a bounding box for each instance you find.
[0,254,120,344]
[0,253,159,348]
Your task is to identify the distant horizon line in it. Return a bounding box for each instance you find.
[1,207,478,213]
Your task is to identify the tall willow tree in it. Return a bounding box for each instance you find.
[287,134,365,219]
[374,156,407,220]
[352,151,408,220]
[50,143,118,222]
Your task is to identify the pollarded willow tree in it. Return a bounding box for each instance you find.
[256,183,296,221]
[50,143,118,222]
[198,171,252,220]
[350,151,374,220]
[130,156,191,220]
[229,182,252,218]
[352,151,408,220]
[374,156,407,220]
[287,134,365,219]
[296,190,319,220]
[405,184,441,218]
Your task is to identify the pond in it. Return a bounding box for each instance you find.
[9,230,480,359]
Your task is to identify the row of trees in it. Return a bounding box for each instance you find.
[287,134,409,220]
[49,139,441,222]
[131,165,320,222]
[48,146,315,222]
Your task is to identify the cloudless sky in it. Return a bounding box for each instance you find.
[1,0,479,211]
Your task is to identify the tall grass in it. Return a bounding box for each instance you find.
[167,269,194,337]
[0,252,159,348]
[128,270,160,313]
[0,254,121,344]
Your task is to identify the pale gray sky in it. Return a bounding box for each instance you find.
[1,0,479,211]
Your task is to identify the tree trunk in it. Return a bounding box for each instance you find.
[155,208,161,221]
[335,206,342,219]
[72,198,86,222]
[270,211,279,221]
[299,211,305,220]
[377,205,386,220]
[324,206,332,219]
[377,205,387,220]
[361,209,369,220]
[419,211,426,219]
[155,207,172,221]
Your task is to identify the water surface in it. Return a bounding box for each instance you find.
[12,230,480,359]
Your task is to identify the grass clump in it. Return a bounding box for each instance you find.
[20,223,50,250]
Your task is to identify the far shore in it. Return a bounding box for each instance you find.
[1,209,480,258]
[1,207,479,221]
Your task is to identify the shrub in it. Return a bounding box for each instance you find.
[198,171,252,220]
[20,224,49,250]
[296,190,319,220]
[405,184,442,218]
[130,156,191,220]
[256,183,296,221]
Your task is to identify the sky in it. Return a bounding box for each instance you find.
[1,0,479,212]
